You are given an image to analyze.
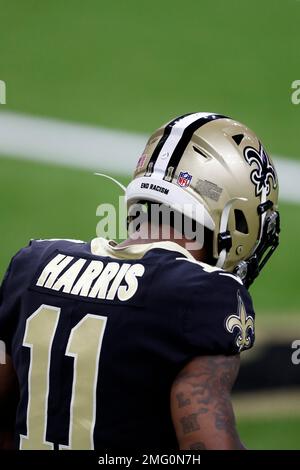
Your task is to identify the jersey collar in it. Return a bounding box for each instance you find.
[90,237,195,261]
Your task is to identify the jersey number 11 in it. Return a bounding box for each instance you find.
[20,304,107,450]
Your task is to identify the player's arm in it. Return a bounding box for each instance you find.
[0,354,18,449]
[171,354,244,450]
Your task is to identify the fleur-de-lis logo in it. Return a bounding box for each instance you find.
[244,144,277,197]
[225,291,254,352]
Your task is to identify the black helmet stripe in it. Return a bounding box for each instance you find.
[163,113,226,180]
[145,112,193,176]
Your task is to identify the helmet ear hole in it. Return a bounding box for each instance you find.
[234,209,248,234]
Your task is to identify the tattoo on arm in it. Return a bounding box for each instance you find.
[189,442,207,450]
[172,355,241,447]
[180,413,200,434]
[176,392,191,408]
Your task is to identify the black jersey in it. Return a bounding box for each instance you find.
[0,238,255,451]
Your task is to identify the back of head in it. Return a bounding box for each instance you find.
[125,112,280,287]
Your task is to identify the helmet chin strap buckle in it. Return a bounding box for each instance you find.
[234,256,259,287]
[218,231,232,252]
[234,260,248,281]
[216,231,232,268]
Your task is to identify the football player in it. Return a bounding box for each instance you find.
[0,113,279,450]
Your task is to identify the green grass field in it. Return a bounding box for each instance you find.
[0,0,300,450]
[238,416,300,449]
[0,0,299,158]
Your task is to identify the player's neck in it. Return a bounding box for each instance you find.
[117,222,206,262]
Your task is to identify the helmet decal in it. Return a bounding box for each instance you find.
[176,171,193,188]
[244,144,277,197]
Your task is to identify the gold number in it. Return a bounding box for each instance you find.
[20,305,107,450]
[60,315,107,449]
[20,305,60,450]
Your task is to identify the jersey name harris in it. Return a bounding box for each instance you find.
[34,253,145,301]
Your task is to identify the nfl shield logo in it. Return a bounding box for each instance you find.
[177,171,192,187]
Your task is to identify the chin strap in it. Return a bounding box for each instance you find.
[216,197,247,268]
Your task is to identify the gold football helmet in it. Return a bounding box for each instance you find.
[125,112,280,287]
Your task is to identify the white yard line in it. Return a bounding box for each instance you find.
[0,111,146,174]
[0,111,299,203]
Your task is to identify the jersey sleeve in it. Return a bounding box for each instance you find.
[0,257,19,354]
[0,244,34,354]
[183,270,255,356]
